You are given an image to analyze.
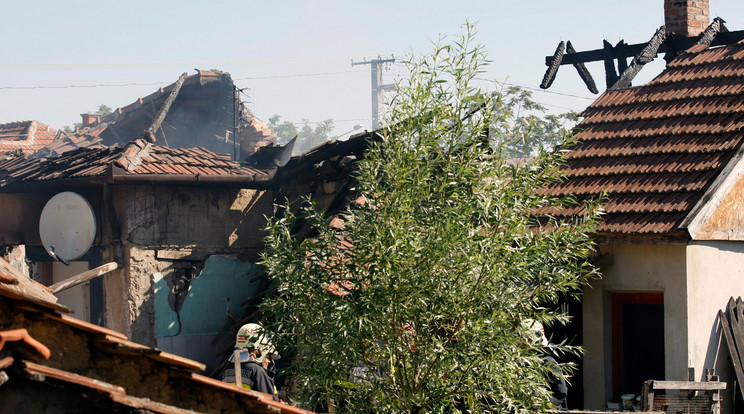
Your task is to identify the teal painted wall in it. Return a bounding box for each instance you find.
[154,256,263,337]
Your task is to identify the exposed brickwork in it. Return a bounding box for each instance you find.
[664,0,709,36]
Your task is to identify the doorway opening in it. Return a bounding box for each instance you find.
[611,292,664,400]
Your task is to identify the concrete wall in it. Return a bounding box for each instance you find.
[583,243,688,409]
[686,241,744,412]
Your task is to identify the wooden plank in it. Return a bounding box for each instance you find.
[567,41,598,94]
[728,297,744,371]
[49,262,118,294]
[540,41,565,89]
[21,360,126,395]
[649,380,727,390]
[0,257,69,313]
[97,335,206,372]
[49,312,128,340]
[719,308,744,399]
[642,380,654,411]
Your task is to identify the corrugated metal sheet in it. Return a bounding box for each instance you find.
[547,40,744,235]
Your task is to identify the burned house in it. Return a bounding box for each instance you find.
[0,110,369,383]
[540,1,744,411]
[36,69,276,161]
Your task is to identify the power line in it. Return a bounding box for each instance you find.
[0,69,369,90]
[0,81,168,90]
[234,69,364,81]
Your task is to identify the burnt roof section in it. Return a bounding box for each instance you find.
[0,121,57,156]
[0,256,69,313]
[78,70,236,148]
[546,40,744,238]
[0,140,270,192]
[0,272,315,413]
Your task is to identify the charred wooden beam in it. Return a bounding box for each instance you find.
[143,72,188,143]
[545,28,744,66]
[545,41,644,66]
[616,40,629,75]
[567,41,598,94]
[611,26,668,90]
[697,17,728,46]
[603,40,619,89]
[540,41,565,89]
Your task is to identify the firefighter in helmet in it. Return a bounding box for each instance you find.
[220,323,280,401]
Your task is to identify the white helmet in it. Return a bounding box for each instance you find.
[235,323,280,362]
[522,319,549,347]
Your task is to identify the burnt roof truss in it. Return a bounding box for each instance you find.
[540,18,742,93]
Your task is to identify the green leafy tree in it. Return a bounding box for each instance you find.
[268,115,335,154]
[261,23,601,413]
[491,86,578,158]
[268,115,299,145]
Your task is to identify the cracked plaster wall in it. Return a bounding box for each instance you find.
[105,184,273,346]
[122,185,271,249]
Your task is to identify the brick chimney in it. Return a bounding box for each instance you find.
[80,113,101,127]
[664,0,709,36]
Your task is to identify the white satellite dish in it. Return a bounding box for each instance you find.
[39,192,96,262]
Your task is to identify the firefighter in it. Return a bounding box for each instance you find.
[523,319,568,409]
[220,323,280,401]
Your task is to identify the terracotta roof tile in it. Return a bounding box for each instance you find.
[548,41,744,235]
[0,121,57,156]
[0,143,269,189]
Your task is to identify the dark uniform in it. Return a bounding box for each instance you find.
[221,357,279,401]
[541,353,568,408]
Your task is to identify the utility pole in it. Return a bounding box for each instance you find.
[352,55,395,130]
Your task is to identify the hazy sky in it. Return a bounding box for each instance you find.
[4,1,744,135]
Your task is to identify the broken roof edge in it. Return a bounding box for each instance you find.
[592,231,689,245]
[109,166,275,187]
[680,133,744,239]
[0,257,71,313]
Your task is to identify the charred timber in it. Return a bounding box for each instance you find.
[603,40,619,89]
[697,17,728,46]
[544,28,744,66]
[540,41,564,89]
[567,41,598,94]
[143,72,188,143]
[611,26,668,90]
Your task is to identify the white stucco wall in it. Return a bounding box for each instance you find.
[583,243,688,409]
[686,241,744,412]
